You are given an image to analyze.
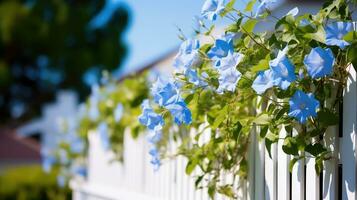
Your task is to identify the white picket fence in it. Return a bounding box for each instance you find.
[71,65,356,200]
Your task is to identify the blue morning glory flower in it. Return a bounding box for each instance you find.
[325,22,353,49]
[174,39,201,71]
[147,131,162,144]
[165,101,192,125]
[269,48,296,90]
[138,100,165,131]
[69,136,85,154]
[252,69,274,94]
[255,0,276,17]
[304,47,335,79]
[71,165,87,178]
[217,67,242,94]
[149,147,161,171]
[42,153,56,173]
[217,52,244,71]
[57,175,66,187]
[207,38,234,61]
[288,90,320,124]
[97,122,110,150]
[185,68,207,86]
[151,78,181,107]
[114,103,124,122]
[201,0,226,21]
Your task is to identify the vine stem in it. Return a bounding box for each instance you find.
[240,27,270,51]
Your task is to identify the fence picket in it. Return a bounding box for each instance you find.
[340,65,356,200]
[305,152,320,200]
[277,128,290,200]
[323,126,338,200]
[265,141,277,200]
[255,134,265,199]
[291,129,305,200]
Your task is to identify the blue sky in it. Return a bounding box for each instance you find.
[119,0,206,74]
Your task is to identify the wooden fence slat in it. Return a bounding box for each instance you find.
[340,65,356,200]
[306,153,319,200]
[291,129,305,200]
[277,128,290,200]
[323,126,338,200]
[247,129,256,200]
[265,141,277,200]
[255,132,265,199]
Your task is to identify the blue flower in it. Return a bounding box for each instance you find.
[165,101,192,125]
[114,103,124,122]
[97,122,110,150]
[147,131,162,144]
[255,0,276,17]
[57,175,66,187]
[151,78,181,107]
[288,90,320,124]
[185,68,207,86]
[269,48,296,90]
[252,69,274,94]
[149,147,161,171]
[325,22,353,49]
[217,52,244,71]
[207,38,234,62]
[138,100,165,131]
[201,0,226,21]
[42,154,56,173]
[69,136,85,154]
[304,47,335,79]
[71,165,87,178]
[174,39,201,71]
[217,67,242,93]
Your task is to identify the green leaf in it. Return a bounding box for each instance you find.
[241,19,258,33]
[185,160,198,175]
[232,121,242,140]
[220,0,236,17]
[305,143,326,157]
[317,109,339,126]
[289,157,299,172]
[282,137,299,156]
[315,157,323,174]
[218,185,235,198]
[212,106,228,129]
[252,113,271,125]
[347,44,357,70]
[251,59,269,73]
[195,175,204,188]
[259,125,269,138]
[304,25,326,43]
[245,0,256,12]
[200,44,213,53]
[343,31,357,43]
[225,23,239,33]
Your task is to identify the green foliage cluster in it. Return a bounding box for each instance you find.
[0,165,71,200]
[78,72,150,161]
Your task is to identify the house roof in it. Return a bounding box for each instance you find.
[0,129,41,161]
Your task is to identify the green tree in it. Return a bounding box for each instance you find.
[0,0,129,124]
